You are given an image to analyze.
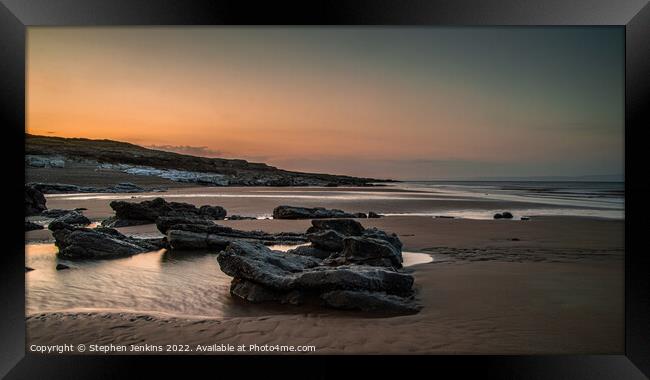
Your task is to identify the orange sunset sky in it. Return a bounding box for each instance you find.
[27,27,624,180]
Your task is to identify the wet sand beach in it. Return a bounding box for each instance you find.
[25,185,624,354]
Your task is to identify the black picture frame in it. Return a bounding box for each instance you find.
[1,1,649,378]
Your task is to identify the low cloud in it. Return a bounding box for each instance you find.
[147,144,225,158]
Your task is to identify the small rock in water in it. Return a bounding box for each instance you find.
[493,213,503,219]
[521,217,530,221]
[227,215,257,220]
[368,211,381,218]
[502,212,514,219]
[56,263,70,270]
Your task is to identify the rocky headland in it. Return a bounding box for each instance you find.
[26,134,390,189]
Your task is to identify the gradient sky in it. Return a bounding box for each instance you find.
[27,27,624,180]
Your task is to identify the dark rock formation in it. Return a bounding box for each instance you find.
[215,220,417,314]
[155,216,215,234]
[199,205,227,220]
[51,211,91,227]
[41,209,74,218]
[217,242,321,290]
[307,230,346,252]
[494,211,514,219]
[25,221,44,231]
[341,236,403,268]
[55,263,70,270]
[25,266,35,272]
[50,222,165,260]
[272,206,357,220]
[287,245,332,259]
[25,185,47,216]
[103,197,227,227]
[227,215,257,220]
[353,212,368,218]
[361,227,403,251]
[308,219,365,236]
[101,216,151,228]
[368,211,382,218]
[292,264,413,293]
[229,278,305,304]
[164,222,307,251]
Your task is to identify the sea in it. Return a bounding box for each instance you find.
[386,181,624,220]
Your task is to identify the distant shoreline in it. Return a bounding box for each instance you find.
[26,134,394,188]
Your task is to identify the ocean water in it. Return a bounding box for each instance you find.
[387,181,624,220]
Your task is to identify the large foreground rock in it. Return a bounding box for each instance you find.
[272,206,357,220]
[25,185,47,216]
[103,197,227,227]
[217,242,321,290]
[307,230,346,251]
[216,241,417,314]
[51,223,165,260]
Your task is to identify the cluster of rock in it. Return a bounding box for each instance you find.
[216,219,419,314]
[49,221,166,260]
[272,205,382,220]
[493,211,514,219]
[28,182,156,194]
[101,197,227,227]
[25,185,97,231]
[25,194,168,259]
[157,216,307,251]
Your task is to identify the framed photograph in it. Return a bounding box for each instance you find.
[2,0,649,378]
